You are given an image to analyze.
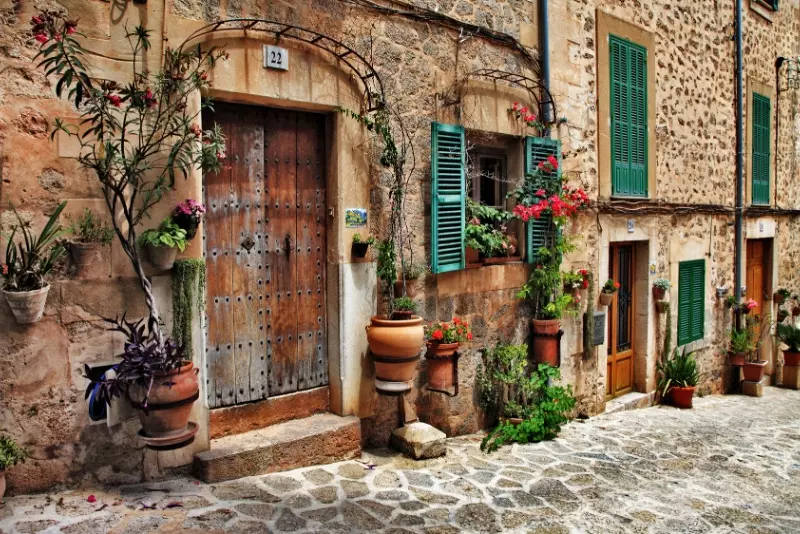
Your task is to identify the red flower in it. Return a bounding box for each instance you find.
[106,94,122,107]
[520,107,528,114]
[614,282,621,289]
[34,33,48,43]
[547,154,559,169]
[467,332,473,341]
[535,188,546,197]
[511,102,520,111]
[432,329,443,341]
[31,16,43,25]
[582,279,589,289]
[453,317,461,325]
[87,495,97,503]
[1,264,7,275]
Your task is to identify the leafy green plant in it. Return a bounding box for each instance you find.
[656,346,699,397]
[777,323,800,352]
[467,198,514,224]
[68,208,114,245]
[562,271,584,291]
[477,343,575,453]
[725,295,739,309]
[517,236,576,319]
[653,278,671,291]
[0,431,29,471]
[2,201,67,292]
[352,233,374,245]
[172,259,206,358]
[403,262,427,280]
[138,218,188,252]
[601,278,620,294]
[392,296,417,313]
[775,288,791,299]
[728,328,753,354]
[541,294,576,320]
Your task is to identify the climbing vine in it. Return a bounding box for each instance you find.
[172,259,206,358]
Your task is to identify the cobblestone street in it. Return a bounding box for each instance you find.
[1,388,798,534]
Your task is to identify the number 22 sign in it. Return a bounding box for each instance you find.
[264,45,288,71]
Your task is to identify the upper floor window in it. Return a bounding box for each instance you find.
[751,92,771,205]
[754,0,778,10]
[610,35,648,198]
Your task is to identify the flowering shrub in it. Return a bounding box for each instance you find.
[602,279,621,294]
[508,102,545,130]
[426,318,472,344]
[174,199,207,225]
[509,157,590,226]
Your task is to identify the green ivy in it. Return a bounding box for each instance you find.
[172,258,206,359]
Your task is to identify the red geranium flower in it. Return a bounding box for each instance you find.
[432,329,443,341]
[34,33,48,43]
[106,94,122,107]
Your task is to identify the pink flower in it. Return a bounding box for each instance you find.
[34,33,48,43]
[31,16,43,25]
[547,154,559,169]
[520,107,528,114]
[511,102,520,111]
[535,188,546,197]
[87,495,97,503]
[106,94,122,107]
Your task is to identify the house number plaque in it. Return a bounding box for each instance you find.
[264,45,289,71]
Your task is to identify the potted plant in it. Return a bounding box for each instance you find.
[725,295,739,310]
[741,298,757,315]
[774,288,791,305]
[464,218,486,268]
[562,270,584,298]
[728,327,752,366]
[792,295,800,317]
[653,278,671,300]
[0,430,29,502]
[391,296,417,320]
[2,202,67,324]
[86,316,199,445]
[477,343,575,452]
[138,218,188,271]
[351,233,374,258]
[393,262,426,298]
[742,314,770,382]
[599,278,620,307]
[172,199,206,240]
[778,306,790,323]
[656,346,699,409]
[425,318,472,392]
[366,240,425,395]
[776,323,800,367]
[67,208,114,271]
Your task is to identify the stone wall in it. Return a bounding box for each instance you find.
[2,0,800,495]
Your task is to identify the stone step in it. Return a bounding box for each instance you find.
[192,413,361,483]
[604,391,656,414]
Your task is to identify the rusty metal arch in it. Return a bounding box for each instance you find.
[462,68,558,126]
[176,18,386,112]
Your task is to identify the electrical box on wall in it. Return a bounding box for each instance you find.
[592,311,606,346]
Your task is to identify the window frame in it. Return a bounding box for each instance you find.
[468,147,508,210]
[754,0,778,11]
[677,259,706,346]
[751,92,771,206]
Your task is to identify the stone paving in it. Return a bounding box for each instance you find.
[1,388,799,534]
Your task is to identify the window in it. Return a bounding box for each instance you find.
[610,35,648,198]
[469,149,507,209]
[430,122,466,273]
[678,259,705,346]
[754,0,778,10]
[752,92,771,205]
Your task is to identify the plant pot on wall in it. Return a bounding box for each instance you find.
[465,246,483,268]
[784,350,800,367]
[598,292,613,307]
[352,242,369,258]
[128,362,199,446]
[728,351,746,367]
[742,360,767,382]
[70,242,103,270]
[147,244,178,270]
[367,315,424,395]
[653,287,667,300]
[778,309,789,323]
[531,319,560,367]
[425,341,459,393]
[670,386,695,409]
[3,285,50,324]
[485,255,521,265]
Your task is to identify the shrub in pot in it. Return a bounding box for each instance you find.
[742,313,771,382]
[657,346,699,409]
[777,323,800,367]
[86,316,199,444]
[774,288,791,305]
[138,218,187,271]
[67,208,113,272]
[0,431,29,502]
[2,201,67,324]
[172,199,206,240]
[425,318,472,393]
[391,296,417,320]
[477,343,575,452]
[599,278,619,307]
[393,263,426,298]
[653,278,671,300]
[351,232,374,258]
[728,328,753,367]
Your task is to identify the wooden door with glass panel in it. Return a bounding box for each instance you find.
[607,243,635,398]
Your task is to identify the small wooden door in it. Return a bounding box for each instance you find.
[607,244,635,398]
[204,103,328,408]
[746,239,771,343]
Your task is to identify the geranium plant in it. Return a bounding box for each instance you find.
[601,279,620,294]
[653,278,671,291]
[426,318,472,345]
[742,298,758,313]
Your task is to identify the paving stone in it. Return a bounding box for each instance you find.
[423,527,461,534]
[494,477,523,488]
[441,477,485,499]
[117,515,169,534]
[374,470,402,488]
[302,468,335,485]
[213,481,281,502]
[274,508,306,532]
[340,480,370,498]
[230,520,273,534]
[391,513,425,526]
[402,470,434,487]
[466,470,496,484]
[285,493,313,509]
[455,503,501,533]
[399,500,426,511]
[155,494,211,510]
[9,519,58,533]
[502,510,532,529]
[301,507,339,523]
[235,502,275,520]
[410,488,460,505]
[262,475,303,493]
[528,478,578,502]
[337,463,367,480]
[374,490,409,501]
[340,502,384,531]
[309,485,338,504]
[60,514,121,534]
[422,508,451,522]
[357,499,395,517]
[183,508,237,530]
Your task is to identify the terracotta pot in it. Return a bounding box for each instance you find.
[653,287,667,300]
[599,292,613,307]
[670,386,695,409]
[3,285,50,324]
[499,416,524,426]
[394,279,420,299]
[742,360,767,382]
[485,255,521,265]
[128,362,199,439]
[465,246,483,267]
[367,315,424,394]
[783,350,800,367]
[146,244,178,270]
[728,351,746,366]
[0,470,5,502]
[425,341,459,392]
[352,242,369,258]
[70,241,103,269]
[774,293,786,305]
[173,214,199,240]
[532,318,560,367]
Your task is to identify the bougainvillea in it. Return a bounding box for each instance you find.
[509,158,590,225]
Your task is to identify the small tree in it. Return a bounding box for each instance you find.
[30,12,226,346]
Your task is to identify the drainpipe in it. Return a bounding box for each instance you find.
[538,0,551,133]
[734,0,744,327]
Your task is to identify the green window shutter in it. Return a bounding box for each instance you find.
[678,259,705,346]
[524,136,560,263]
[752,93,771,206]
[431,122,465,273]
[610,35,648,198]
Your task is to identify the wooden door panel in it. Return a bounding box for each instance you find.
[230,107,267,403]
[607,244,635,399]
[265,109,299,395]
[295,112,328,390]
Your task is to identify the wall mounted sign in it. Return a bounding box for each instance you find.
[345,208,367,228]
[264,45,289,70]
[627,219,635,233]
[649,262,657,275]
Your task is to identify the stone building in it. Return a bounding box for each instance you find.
[1,0,799,494]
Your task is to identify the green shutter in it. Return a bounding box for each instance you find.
[678,259,705,346]
[524,136,560,263]
[431,122,465,273]
[752,93,770,206]
[610,35,648,198]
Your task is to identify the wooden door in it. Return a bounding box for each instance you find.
[607,244,635,398]
[746,239,771,344]
[204,103,328,408]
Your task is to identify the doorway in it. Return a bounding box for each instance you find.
[746,238,772,356]
[607,243,636,398]
[203,103,328,409]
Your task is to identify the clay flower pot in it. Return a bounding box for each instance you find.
[367,315,424,395]
[352,242,369,258]
[394,279,420,299]
[3,285,50,324]
[670,386,695,409]
[783,350,800,367]
[425,341,459,393]
[793,307,800,317]
[465,246,483,268]
[599,292,613,307]
[173,214,199,240]
[0,470,5,502]
[532,318,561,367]
[653,287,667,300]
[742,360,767,382]
[485,255,521,265]
[128,362,199,441]
[774,292,786,305]
[728,351,746,367]
[146,244,178,271]
[499,416,524,426]
[70,241,103,270]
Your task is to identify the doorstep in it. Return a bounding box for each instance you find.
[192,413,361,483]
[603,391,656,414]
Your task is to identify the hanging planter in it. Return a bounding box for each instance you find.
[173,199,206,240]
[598,292,613,307]
[3,286,50,324]
[139,218,188,271]
[653,279,671,301]
[367,315,424,395]
[532,318,561,366]
[778,309,789,323]
[351,233,374,258]
[465,246,483,268]
[66,208,114,274]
